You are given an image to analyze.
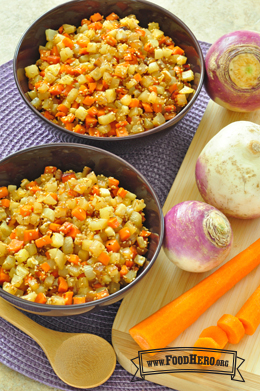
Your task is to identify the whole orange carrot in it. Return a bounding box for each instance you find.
[129,238,260,352]
[236,285,260,335]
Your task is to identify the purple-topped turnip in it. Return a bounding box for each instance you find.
[205,30,260,112]
[163,201,233,272]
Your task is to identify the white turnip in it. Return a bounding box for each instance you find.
[196,121,260,219]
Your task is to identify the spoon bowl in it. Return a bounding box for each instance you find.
[0,297,116,388]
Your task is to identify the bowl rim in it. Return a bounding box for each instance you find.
[0,142,164,310]
[13,0,205,142]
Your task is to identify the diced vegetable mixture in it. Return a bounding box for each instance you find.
[25,12,195,137]
[0,166,150,305]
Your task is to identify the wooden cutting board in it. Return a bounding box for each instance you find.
[112,100,260,391]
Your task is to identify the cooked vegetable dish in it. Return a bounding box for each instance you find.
[0,166,150,305]
[25,12,195,137]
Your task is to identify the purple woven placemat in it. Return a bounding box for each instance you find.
[0,41,210,391]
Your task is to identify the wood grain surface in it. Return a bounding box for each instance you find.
[112,100,260,391]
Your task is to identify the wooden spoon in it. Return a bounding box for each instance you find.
[0,297,116,388]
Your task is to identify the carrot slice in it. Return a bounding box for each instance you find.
[193,337,221,365]
[199,326,228,349]
[217,314,245,344]
[236,285,260,335]
[129,238,260,353]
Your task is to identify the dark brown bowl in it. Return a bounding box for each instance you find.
[13,0,204,142]
[0,143,164,316]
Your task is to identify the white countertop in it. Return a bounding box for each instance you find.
[1,0,260,390]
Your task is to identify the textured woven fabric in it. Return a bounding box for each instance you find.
[0,41,210,391]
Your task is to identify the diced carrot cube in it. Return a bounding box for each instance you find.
[106,12,119,20]
[20,205,33,217]
[0,199,10,208]
[73,296,86,304]
[58,276,69,293]
[90,13,103,22]
[7,239,24,253]
[0,267,10,284]
[107,217,120,229]
[119,227,131,241]
[0,187,8,199]
[117,187,127,198]
[106,239,120,253]
[120,264,129,276]
[83,96,95,106]
[98,252,110,266]
[35,292,47,304]
[61,172,76,183]
[63,37,74,49]
[24,229,40,242]
[35,235,52,248]
[108,177,119,187]
[63,291,74,305]
[116,127,129,137]
[72,207,87,221]
[96,290,109,299]
[44,166,57,174]
[68,254,80,265]
[41,262,51,273]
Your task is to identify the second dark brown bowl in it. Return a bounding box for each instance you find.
[0,143,164,316]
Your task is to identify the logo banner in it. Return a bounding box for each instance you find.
[131,347,245,382]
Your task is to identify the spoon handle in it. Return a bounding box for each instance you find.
[0,297,57,346]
